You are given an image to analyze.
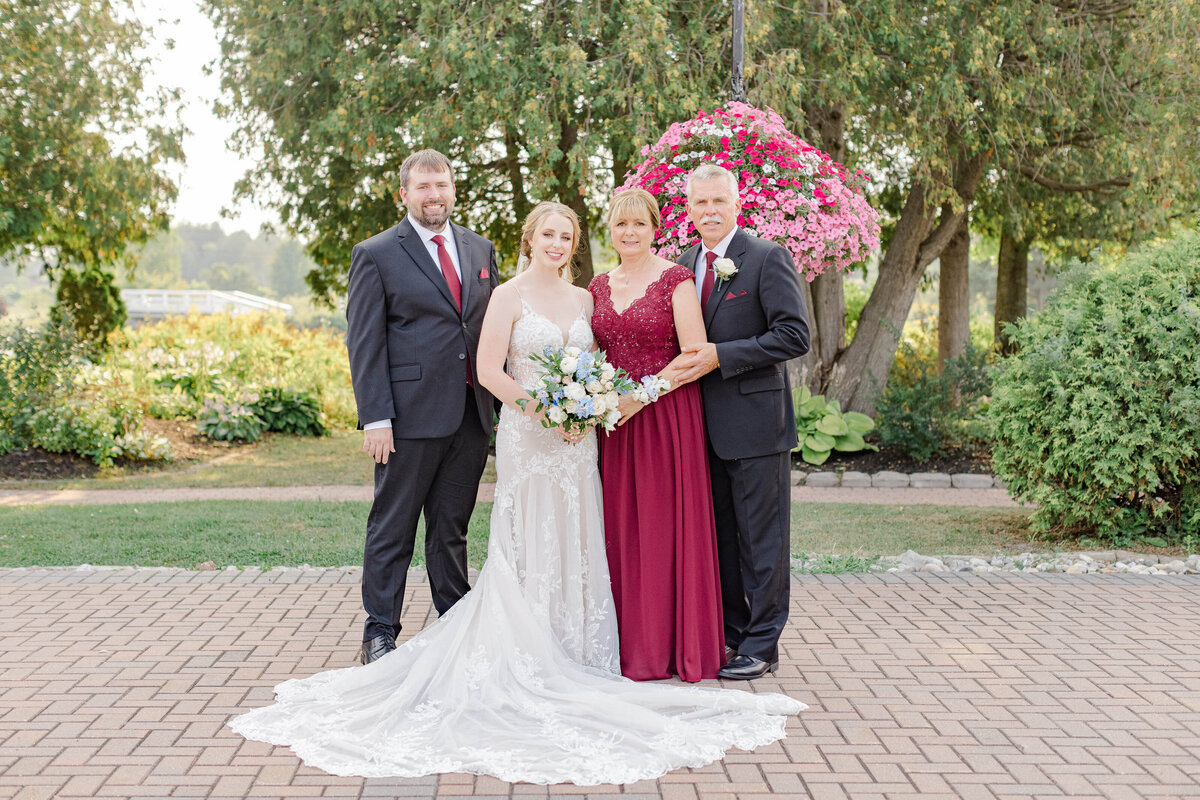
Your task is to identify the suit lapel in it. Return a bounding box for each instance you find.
[703,228,749,327]
[397,216,459,313]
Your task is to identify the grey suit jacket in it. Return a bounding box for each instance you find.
[346,216,499,438]
[678,229,811,460]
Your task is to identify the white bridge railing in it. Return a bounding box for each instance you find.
[121,290,293,320]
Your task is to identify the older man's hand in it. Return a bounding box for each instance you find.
[672,343,720,385]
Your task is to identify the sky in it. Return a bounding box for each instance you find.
[136,0,278,235]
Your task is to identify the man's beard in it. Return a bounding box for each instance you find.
[411,201,452,230]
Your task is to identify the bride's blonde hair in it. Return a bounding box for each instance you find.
[519,201,583,282]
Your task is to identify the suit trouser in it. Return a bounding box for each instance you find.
[708,447,791,662]
[362,389,489,642]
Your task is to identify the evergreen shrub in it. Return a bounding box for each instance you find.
[989,232,1200,542]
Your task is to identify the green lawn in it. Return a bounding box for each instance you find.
[10,430,497,490]
[0,500,1036,570]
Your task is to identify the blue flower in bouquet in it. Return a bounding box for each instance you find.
[520,345,639,435]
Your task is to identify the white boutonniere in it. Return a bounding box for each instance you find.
[713,257,738,283]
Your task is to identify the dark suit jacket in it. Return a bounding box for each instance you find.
[678,229,811,460]
[346,216,499,438]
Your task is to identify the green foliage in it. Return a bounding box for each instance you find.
[990,231,1200,542]
[50,265,128,350]
[0,320,84,454]
[792,386,876,466]
[876,344,993,461]
[203,0,728,293]
[26,399,169,467]
[108,312,355,428]
[197,397,265,443]
[252,388,327,437]
[0,0,182,271]
[0,318,171,466]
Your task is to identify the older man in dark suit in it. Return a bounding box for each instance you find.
[346,149,499,664]
[673,163,811,680]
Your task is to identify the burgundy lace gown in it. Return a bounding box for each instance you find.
[589,265,725,682]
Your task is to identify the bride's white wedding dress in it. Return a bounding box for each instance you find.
[229,303,805,785]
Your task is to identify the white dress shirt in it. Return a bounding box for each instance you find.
[695,227,738,303]
[365,218,462,431]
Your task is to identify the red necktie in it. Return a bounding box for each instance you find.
[431,234,471,385]
[430,234,462,310]
[701,251,717,306]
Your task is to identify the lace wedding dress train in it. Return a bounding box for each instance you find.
[228,305,805,785]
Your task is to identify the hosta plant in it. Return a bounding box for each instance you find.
[793,386,877,465]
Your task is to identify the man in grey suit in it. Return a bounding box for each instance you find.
[346,149,500,664]
[673,163,810,680]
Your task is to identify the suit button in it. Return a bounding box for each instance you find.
[458,353,466,360]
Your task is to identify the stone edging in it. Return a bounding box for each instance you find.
[792,469,1004,489]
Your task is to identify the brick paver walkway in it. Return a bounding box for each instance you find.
[2,567,1197,800]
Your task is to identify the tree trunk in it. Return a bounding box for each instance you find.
[553,118,594,287]
[825,150,990,414]
[799,95,847,395]
[505,128,531,226]
[937,213,970,373]
[802,269,845,394]
[994,224,1029,355]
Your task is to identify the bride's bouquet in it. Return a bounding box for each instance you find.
[518,346,637,435]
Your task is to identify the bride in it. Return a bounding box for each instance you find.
[228,202,805,785]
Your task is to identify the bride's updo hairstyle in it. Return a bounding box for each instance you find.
[606,188,661,232]
[519,201,583,282]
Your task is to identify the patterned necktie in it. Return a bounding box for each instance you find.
[701,251,717,306]
[430,234,462,310]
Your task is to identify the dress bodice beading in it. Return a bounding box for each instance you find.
[588,265,696,379]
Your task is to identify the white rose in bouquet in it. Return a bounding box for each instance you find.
[560,355,579,374]
[547,406,567,424]
[563,381,587,401]
[586,379,603,394]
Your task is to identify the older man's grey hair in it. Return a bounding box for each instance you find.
[686,163,739,199]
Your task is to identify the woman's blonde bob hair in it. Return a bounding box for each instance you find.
[606,188,662,231]
[519,201,582,281]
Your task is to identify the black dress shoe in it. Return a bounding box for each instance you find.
[359,633,396,664]
[718,654,779,680]
[724,645,738,663]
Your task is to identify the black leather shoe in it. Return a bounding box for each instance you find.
[359,633,396,664]
[724,645,738,663]
[718,654,778,680]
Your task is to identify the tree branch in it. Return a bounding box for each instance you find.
[1018,164,1131,194]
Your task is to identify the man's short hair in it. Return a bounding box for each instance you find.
[400,149,454,189]
[686,163,739,199]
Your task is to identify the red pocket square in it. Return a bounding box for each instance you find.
[479,265,489,279]
[725,290,748,300]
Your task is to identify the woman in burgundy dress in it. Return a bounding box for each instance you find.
[589,188,725,682]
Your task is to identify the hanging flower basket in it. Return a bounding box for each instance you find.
[620,102,881,281]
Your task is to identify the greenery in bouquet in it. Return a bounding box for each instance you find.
[518,346,637,435]
[620,102,880,280]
